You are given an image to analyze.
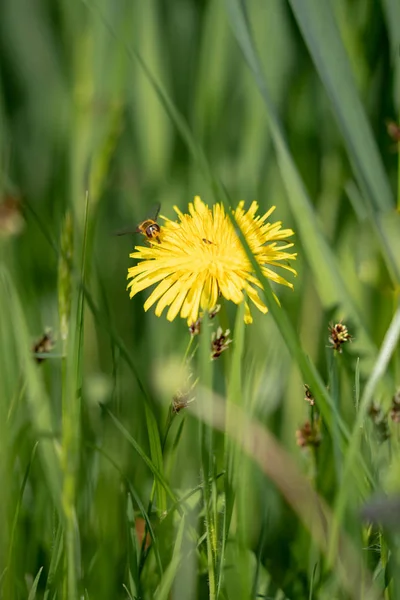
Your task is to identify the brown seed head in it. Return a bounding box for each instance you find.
[304,384,315,406]
[32,329,54,363]
[172,390,194,413]
[295,417,321,448]
[328,321,352,352]
[188,305,221,336]
[211,327,232,360]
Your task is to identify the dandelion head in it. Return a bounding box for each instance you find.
[127,196,297,326]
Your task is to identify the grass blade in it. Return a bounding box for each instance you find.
[224,0,388,364]
[329,303,400,564]
[287,0,399,282]
[154,516,186,600]
[106,409,179,508]
[28,567,44,600]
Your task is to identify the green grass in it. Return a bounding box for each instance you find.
[1,0,400,598]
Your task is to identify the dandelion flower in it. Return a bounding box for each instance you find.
[127,196,296,325]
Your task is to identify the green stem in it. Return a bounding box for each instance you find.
[138,333,195,577]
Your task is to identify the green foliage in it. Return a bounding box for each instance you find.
[0,0,400,598]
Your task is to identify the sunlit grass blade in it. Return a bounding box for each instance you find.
[287,0,399,283]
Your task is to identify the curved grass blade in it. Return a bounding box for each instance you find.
[287,0,399,283]
[328,303,400,566]
[83,2,389,412]
[198,313,217,599]
[86,0,373,491]
[382,0,400,120]
[106,409,179,510]
[224,0,388,364]
[218,302,245,597]
[60,193,89,599]
[44,523,63,600]
[27,567,44,600]
[153,516,186,600]
[23,198,167,515]
[5,442,39,597]
[0,267,63,512]
[89,443,163,578]
[189,390,381,600]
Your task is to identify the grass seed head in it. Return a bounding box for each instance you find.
[390,391,400,423]
[32,329,54,363]
[304,384,315,406]
[328,321,352,352]
[211,327,232,360]
[296,416,321,448]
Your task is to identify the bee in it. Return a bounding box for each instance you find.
[115,203,161,242]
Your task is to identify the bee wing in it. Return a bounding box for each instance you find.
[113,202,161,236]
[113,225,140,236]
[139,202,161,222]
[153,202,161,221]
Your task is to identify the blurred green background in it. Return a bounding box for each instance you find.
[1,0,400,598]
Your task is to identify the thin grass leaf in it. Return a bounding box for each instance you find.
[122,584,134,600]
[106,409,179,509]
[27,567,44,600]
[87,0,379,507]
[90,443,164,578]
[61,193,90,598]
[85,0,371,463]
[44,523,63,600]
[218,302,245,598]
[164,472,225,520]
[23,198,168,516]
[0,267,63,512]
[355,358,360,413]
[287,0,399,283]
[327,352,342,482]
[382,0,400,116]
[198,312,217,599]
[328,303,400,566]
[224,0,389,365]
[154,516,186,600]
[226,184,376,498]
[5,442,38,597]
[190,390,381,600]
